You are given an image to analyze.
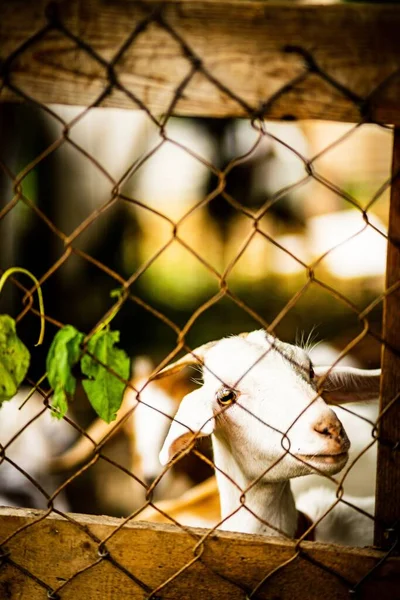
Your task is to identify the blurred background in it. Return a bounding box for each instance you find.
[0,103,392,518]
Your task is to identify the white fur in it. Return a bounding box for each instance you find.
[160,330,378,544]
[296,487,374,546]
[133,378,177,481]
[0,390,75,510]
[131,377,191,498]
[292,344,378,499]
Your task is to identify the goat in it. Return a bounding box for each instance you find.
[0,389,75,510]
[136,479,374,546]
[135,344,376,529]
[136,476,220,528]
[157,330,380,544]
[50,358,200,504]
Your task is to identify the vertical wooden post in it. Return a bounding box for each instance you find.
[374,127,400,549]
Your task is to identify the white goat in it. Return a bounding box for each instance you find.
[0,389,75,510]
[50,358,196,504]
[158,330,380,545]
[137,476,220,528]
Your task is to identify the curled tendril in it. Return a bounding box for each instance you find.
[91,287,127,337]
[0,267,45,346]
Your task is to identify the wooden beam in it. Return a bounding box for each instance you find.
[374,127,400,548]
[1,1,400,122]
[0,507,399,599]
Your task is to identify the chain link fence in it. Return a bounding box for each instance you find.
[0,1,399,598]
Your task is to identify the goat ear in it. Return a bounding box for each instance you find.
[314,366,381,404]
[152,340,218,380]
[159,389,214,466]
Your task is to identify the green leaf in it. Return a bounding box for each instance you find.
[46,325,84,418]
[0,315,30,403]
[81,329,130,423]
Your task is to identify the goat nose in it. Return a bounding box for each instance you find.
[313,417,346,445]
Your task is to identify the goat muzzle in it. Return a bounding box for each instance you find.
[313,415,350,453]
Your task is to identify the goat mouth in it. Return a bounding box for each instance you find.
[295,452,348,466]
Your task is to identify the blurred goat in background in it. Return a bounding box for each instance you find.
[0,389,76,510]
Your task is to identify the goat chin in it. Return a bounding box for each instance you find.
[295,486,374,547]
[291,400,378,500]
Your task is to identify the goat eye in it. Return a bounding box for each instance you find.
[217,387,237,406]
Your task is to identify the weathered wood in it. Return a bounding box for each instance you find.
[374,127,400,548]
[0,507,399,599]
[1,1,400,122]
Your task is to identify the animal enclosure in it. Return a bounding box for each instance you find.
[0,1,400,598]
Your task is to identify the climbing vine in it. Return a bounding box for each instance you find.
[0,268,130,422]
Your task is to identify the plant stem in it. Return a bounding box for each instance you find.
[0,267,45,345]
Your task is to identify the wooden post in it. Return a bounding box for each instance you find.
[374,127,400,549]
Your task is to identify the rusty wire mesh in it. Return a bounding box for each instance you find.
[0,2,399,599]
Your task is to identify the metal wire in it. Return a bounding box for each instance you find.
[0,2,399,599]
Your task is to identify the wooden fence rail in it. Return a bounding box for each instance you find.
[0,508,399,599]
[1,1,400,122]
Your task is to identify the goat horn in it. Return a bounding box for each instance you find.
[152,340,220,380]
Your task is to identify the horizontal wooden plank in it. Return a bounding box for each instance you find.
[0,507,399,599]
[1,1,400,122]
